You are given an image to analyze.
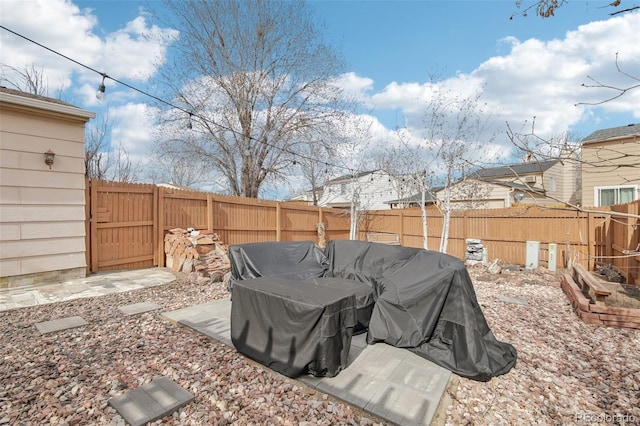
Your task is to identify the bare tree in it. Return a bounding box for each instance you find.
[85,114,111,180]
[0,63,50,96]
[576,53,640,107]
[108,142,139,183]
[295,143,331,206]
[153,0,348,198]
[507,119,639,218]
[85,113,139,183]
[379,140,434,250]
[394,87,496,253]
[511,0,638,19]
[147,134,212,188]
[432,92,496,253]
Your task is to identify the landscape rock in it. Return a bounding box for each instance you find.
[1,266,638,425]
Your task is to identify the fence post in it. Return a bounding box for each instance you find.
[399,209,404,245]
[276,202,281,241]
[84,178,91,275]
[153,185,159,266]
[587,211,596,272]
[157,186,165,268]
[90,179,98,273]
[463,210,468,242]
[207,193,213,231]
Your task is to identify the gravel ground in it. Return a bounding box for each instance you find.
[1,266,639,425]
[450,266,640,426]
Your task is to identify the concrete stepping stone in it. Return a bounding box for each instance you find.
[109,376,194,426]
[118,301,162,316]
[35,316,88,334]
[498,295,528,305]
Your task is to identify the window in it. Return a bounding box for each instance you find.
[340,183,346,195]
[595,186,637,207]
[549,177,557,192]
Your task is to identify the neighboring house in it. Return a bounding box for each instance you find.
[390,159,580,210]
[439,159,581,209]
[384,192,438,209]
[289,186,324,205]
[0,87,95,286]
[581,123,639,207]
[316,170,408,210]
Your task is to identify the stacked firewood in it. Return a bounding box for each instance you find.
[164,228,231,283]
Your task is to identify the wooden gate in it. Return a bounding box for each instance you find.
[86,179,158,272]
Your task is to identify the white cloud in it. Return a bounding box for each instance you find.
[98,17,178,81]
[108,103,159,165]
[473,12,640,134]
[2,2,637,189]
[0,0,177,106]
[331,72,373,101]
[360,12,640,145]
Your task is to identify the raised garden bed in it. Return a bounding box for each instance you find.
[561,264,640,329]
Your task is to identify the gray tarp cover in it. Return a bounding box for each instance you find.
[366,248,517,382]
[228,241,327,286]
[229,241,374,332]
[229,240,517,381]
[231,276,356,377]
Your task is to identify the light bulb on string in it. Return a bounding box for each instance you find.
[96,74,107,100]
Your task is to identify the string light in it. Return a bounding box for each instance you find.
[96,74,106,100]
[0,24,360,175]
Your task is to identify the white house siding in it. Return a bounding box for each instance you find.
[0,90,94,286]
[318,171,404,210]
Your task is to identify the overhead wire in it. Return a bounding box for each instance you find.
[0,24,359,175]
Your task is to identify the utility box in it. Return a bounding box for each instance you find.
[525,241,540,269]
[548,243,557,272]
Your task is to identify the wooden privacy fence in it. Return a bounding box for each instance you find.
[86,180,158,273]
[85,179,350,272]
[86,179,639,285]
[361,201,639,285]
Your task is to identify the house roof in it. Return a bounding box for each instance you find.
[0,86,95,120]
[0,86,75,107]
[476,179,545,194]
[323,169,381,185]
[582,123,640,144]
[469,160,558,179]
[384,192,439,205]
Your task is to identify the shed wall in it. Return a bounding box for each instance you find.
[0,101,92,286]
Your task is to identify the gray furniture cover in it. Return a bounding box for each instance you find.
[229,241,374,333]
[228,241,327,289]
[231,276,356,377]
[228,240,517,381]
[366,249,517,382]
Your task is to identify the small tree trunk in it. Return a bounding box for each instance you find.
[420,188,429,250]
[439,188,451,253]
[349,189,359,240]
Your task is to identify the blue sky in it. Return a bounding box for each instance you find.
[1,0,639,195]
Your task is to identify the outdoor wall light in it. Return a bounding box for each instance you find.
[44,149,55,169]
[96,75,106,100]
[514,192,525,203]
